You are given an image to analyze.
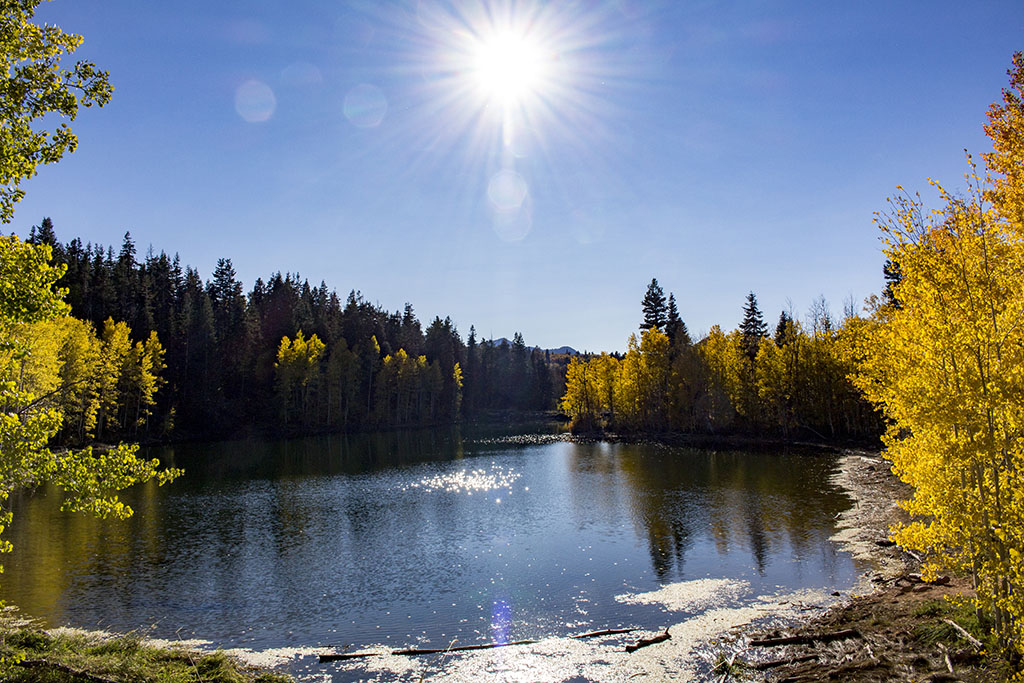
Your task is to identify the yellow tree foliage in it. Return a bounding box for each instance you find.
[0,236,179,572]
[560,355,599,431]
[593,353,619,422]
[985,52,1024,232]
[698,325,742,429]
[274,330,325,423]
[855,142,1024,651]
[53,316,102,441]
[614,335,643,430]
[637,327,670,430]
[96,318,133,438]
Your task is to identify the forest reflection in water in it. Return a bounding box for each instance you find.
[566,441,850,583]
[2,428,857,654]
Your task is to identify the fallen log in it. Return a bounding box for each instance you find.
[318,651,384,662]
[321,625,649,663]
[942,618,983,650]
[625,629,671,653]
[749,628,861,647]
[571,627,639,639]
[391,639,539,656]
[753,653,819,670]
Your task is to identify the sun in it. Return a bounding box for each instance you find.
[471,31,547,106]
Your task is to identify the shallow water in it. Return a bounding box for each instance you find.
[3,428,860,680]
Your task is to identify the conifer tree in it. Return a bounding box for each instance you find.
[665,293,690,346]
[640,278,667,331]
[774,310,794,346]
[739,291,767,361]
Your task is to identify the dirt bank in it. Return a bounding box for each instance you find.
[742,451,1012,683]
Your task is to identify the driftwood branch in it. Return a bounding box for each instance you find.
[571,627,639,639]
[625,629,671,653]
[319,625,647,663]
[753,653,818,670]
[318,651,383,662]
[16,659,120,683]
[749,628,861,647]
[942,618,983,650]
[391,639,539,656]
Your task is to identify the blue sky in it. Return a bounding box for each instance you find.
[13,1,1024,352]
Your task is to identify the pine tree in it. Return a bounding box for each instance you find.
[665,293,690,346]
[739,291,767,361]
[463,325,478,415]
[774,310,794,345]
[640,278,667,331]
[882,258,902,309]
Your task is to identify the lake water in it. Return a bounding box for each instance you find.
[3,427,862,680]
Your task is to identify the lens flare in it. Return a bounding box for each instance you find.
[487,169,527,211]
[234,80,276,123]
[491,598,512,645]
[343,84,388,128]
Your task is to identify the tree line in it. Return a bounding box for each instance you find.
[561,278,879,441]
[26,220,564,441]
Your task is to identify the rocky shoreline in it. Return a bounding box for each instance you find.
[740,451,1009,683]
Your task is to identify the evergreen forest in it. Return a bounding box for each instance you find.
[23,221,564,444]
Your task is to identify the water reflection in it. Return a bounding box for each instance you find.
[570,445,851,583]
[1,428,857,665]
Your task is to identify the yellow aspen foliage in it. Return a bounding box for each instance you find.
[274,330,325,422]
[96,318,133,438]
[450,361,463,417]
[592,353,619,422]
[637,327,670,430]
[614,335,643,430]
[124,331,165,431]
[0,236,178,572]
[560,355,599,431]
[855,164,1024,653]
[985,52,1024,233]
[698,325,743,428]
[755,339,789,430]
[53,316,102,440]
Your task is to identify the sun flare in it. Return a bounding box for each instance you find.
[472,31,546,105]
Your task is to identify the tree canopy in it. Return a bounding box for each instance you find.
[0,0,113,223]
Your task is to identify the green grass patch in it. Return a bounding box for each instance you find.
[0,623,292,683]
[910,597,990,650]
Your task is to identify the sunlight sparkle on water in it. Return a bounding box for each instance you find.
[404,465,521,494]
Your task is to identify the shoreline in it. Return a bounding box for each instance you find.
[740,450,1010,682]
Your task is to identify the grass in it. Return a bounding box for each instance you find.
[0,622,292,683]
[710,650,748,680]
[910,597,989,649]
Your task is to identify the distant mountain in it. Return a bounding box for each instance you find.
[546,345,578,355]
[489,338,578,356]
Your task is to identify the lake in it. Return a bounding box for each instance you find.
[3,427,862,680]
